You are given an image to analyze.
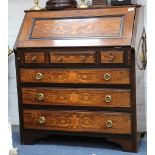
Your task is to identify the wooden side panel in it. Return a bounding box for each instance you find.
[22,88,131,107]
[23,110,131,134]
[132,7,146,133]
[20,68,130,84]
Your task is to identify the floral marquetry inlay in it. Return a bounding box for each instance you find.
[22,88,131,107]
[23,110,131,134]
[31,17,122,39]
[20,69,130,84]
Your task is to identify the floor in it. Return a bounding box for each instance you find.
[12,126,147,155]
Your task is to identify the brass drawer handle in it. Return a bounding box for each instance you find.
[57,57,63,62]
[104,95,112,103]
[35,73,43,80]
[37,93,44,101]
[79,56,86,61]
[104,73,111,81]
[31,55,37,61]
[106,120,113,128]
[38,116,46,124]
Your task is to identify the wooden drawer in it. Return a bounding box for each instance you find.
[23,110,131,134]
[101,51,124,64]
[50,52,95,64]
[24,53,45,64]
[20,68,130,84]
[22,88,131,108]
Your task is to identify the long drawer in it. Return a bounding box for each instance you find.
[20,68,130,84]
[23,110,131,134]
[22,88,131,108]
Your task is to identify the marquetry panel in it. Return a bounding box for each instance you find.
[101,51,124,64]
[31,17,122,39]
[50,52,95,64]
[23,110,131,134]
[16,7,136,48]
[24,53,45,63]
[20,68,130,84]
[22,88,131,107]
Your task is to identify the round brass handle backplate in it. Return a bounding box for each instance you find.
[104,95,112,103]
[38,116,46,124]
[104,73,111,81]
[35,73,43,80]
[106,120,113,128]
[37,93,44,101]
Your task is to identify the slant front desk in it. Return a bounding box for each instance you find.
[14,5,145,152]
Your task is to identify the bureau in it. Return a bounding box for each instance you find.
[14,5,146,152]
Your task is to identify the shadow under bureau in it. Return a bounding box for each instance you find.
[14,5,146,152]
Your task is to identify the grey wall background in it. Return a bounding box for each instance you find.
[8,0,147,131]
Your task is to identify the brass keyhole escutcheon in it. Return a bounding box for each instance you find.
[38,116,46,124]
[104,73,111,81]
[106,120,113,128]
[37,93,44,101]
[104,95,112,103]
[79,56,86,61]
[31,55,37,61]
[35,73,43,80]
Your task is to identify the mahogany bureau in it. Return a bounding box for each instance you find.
[14,5,145,152]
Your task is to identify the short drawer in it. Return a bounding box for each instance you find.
[101,51,123,63]
[20,68,130,84]
[24,52,45,64]
[22,88,131,108]
[50,52,95,64]
[100,50,131,65]
[23,110,131,134]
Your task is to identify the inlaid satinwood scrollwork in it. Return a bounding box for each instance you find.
[31,17,122,39]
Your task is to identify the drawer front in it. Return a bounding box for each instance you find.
[22,88,131,108]
[23,110,131,134]
[101,51,124,64]
[50,52,95,64]
[24,53,45,63]
[20,69,130,84]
